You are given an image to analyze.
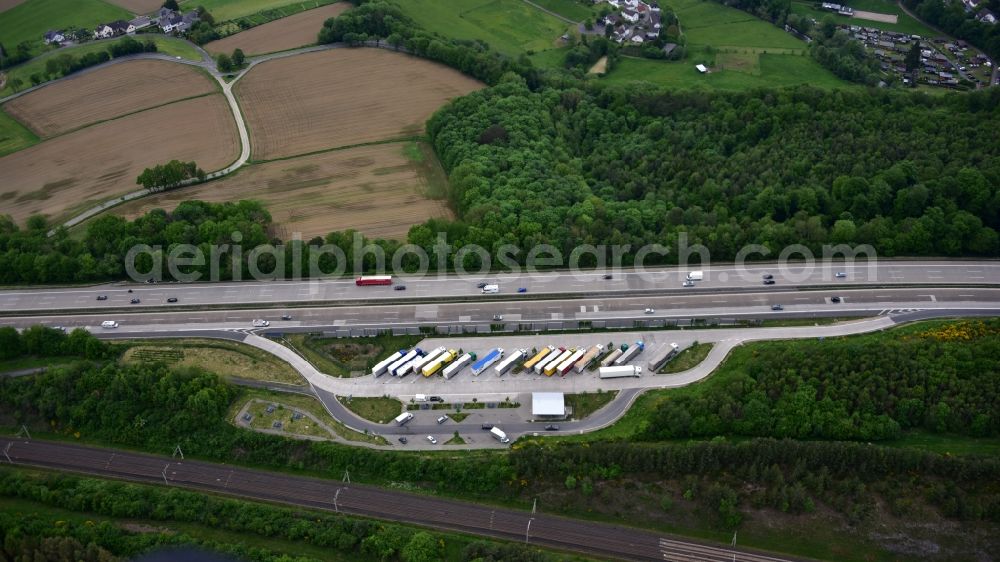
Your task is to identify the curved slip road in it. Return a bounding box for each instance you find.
[0,438,801,562]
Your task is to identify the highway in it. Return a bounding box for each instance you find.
[1,438,801,562]
[1,260,997,312]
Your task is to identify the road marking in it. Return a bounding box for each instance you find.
[794,297,809,301]
[959,294,975,297]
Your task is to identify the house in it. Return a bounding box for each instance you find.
[630,34,644,44]
[43,30,65,44]
[160,13,183,33]
[94,20,128,39]
[963,0,982,12]
[155,7,175,23]
[622,9,639,22]
[977,9,997,24]
[127,16,151,34]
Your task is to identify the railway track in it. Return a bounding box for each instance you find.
[1,439,801,562]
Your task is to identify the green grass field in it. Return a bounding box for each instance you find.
[0,107,39,157]
[387,0,570,57]
[528,0,595,21]
[674,0,806,49]
[603,52,850,90]
[0,36,203,98]
[181,0,329,21]
[0,0,131,51]
[790,0,935,36]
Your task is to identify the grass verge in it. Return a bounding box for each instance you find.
[230,388,388,445]
[337,396,403,423]
[565,391,618,420]
[282,333,422,377]
[0,106,38,156]
[659,342,712,374]
[120,338,304,385]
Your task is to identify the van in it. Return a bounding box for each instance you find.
[685,271,703,281]
[481,284,499,294]
[490,427,510,444]
[394,412,414,426]
[101,320,118,329]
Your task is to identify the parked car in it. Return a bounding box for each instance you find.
[762,273,774,280]
[398,436,408,444]
[481,424,494,430]
[763,279,775,285]
[130,298,140,304]
[436,415,449,424]
[426,435,438,444]
[429,396,443,402]
[96,295,107,301]
[644,308,655,314]
[281,315,292,320]
[394,285,406,291]
[682,280,695,287]
[517,287,528,293]
[831,296,842,303]
[835,272,847,278]
[544,424,560,431]
[771,304,784,311]
[167,297,178,303]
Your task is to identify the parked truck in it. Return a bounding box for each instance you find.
[388,348,422,376]
[494,349,526,376]
[422,349,458,377]
[574,345,604,373]
[533,347,564,374]
[490,427,510,443]
[443,352,474,379]
[410,346,446,376]
[614,341,645,365]
[600,347,624,367]
[371,350,405,377]
[471,348,504,375]
[599,365,642,378]
[394,412,414,426]
[544,348,575,376]
[647,343,680,372]
[556,348,586,375]
[523,346,554,371]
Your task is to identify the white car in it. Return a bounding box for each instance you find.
[252,319,270,328]
[426,435,438,444]
[835,272,847,278]
[100,320,118,329]
[682,280,695,287]
[644,308,655,314]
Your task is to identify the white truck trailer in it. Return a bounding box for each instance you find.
[599,365,642,378]
[371,350,405,377]
[556,348,586,375]
[471,348,504,375]
[534,347,564,374]
[490,427,510,443]
[394,412,414,426]
[388,349,421,376]
[647,343,680,372]
[443,352,474,379]
[523,346,554,371]
[408,346,446,376]
[422,349,457,377]
[544,348,575,376]
[686,270,704,281]
[494,349,526,376]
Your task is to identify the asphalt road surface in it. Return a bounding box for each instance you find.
[2,438,799,562]
[1,260,997,312]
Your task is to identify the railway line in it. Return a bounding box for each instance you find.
[2,438,799,562]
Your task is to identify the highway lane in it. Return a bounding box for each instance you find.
[1,287,998,330]
[2,438,800,562]
[1,260,997,312]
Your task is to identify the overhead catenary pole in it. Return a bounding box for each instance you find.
[525,517,535,544]
[2,442,11,464]
[333,488,341,512]
[172,444,184,459]
[162,463,170,485]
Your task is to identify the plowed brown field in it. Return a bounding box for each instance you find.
[0,95,239,225]
[205,3,351,56]
[104,0,160,13]
[0,0,27,12]
[115,142,453,240]
[235,48,482,160]
[5,60,217,137]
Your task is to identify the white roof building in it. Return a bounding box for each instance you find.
[532,392,565,417]
[696,64,708,73]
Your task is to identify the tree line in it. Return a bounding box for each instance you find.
[137,160,206,190]
[0,325,113,362]
[903,0,1000,61]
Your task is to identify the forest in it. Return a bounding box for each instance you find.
[640,320,1000,441]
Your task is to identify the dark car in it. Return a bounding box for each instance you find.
[477,282,488,289]
[429,396,443,402]
[167,297,178,303]
[763,279,775,285]
[130,298,140,304]
[544,424,560,431]
[517,287,527,293]
[281,315,292,320]
[831,296,842,303]
[96,295,107,301]
[481,424,494,431]
[127,289,133,293]
[762,273,774,280]
[398,437,408,444]
[771,304,784,311]
[603,274,613,280]
[394,285,406,291]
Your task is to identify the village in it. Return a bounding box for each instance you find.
[597,0,665,46]
[42,6,200,48]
